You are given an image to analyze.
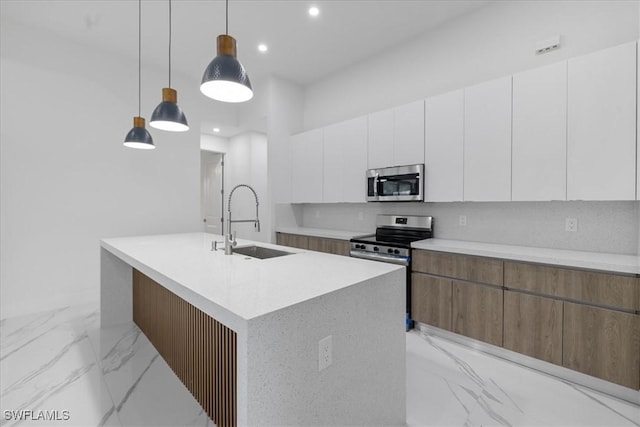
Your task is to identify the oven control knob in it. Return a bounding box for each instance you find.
[387,248,393,254]
[394,249,400,255]
[373,246,379,252]
[359,244,365,249]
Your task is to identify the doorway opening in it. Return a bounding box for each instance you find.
[201,150,224,235]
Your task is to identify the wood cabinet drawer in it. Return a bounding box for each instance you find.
[504,290,563,365]
[308,236,350,256]
[411,273,452,331]
[276,233,309,250]
[504,262,640,311]
[563,302,640,389]
[412,250,503,286]
[452,280,503,346]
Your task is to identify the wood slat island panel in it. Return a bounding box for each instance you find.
[133,269,237,427]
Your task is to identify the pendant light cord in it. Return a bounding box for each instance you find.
[138,0,141,117]
[168,0,172,88]
[225,0,228,35]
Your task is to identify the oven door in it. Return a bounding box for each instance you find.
[366,164,424,202]
[349,247,414,330]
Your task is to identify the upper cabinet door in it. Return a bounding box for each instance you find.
[425,89,464,202]
[323,116,368,203]
[340,116,368,202]
[567,41,636,201]
[512,61,568,201]
[464,76,513,201]
[291,129,323,203]
[637,41,639,201]
[367,109,394,169]
[394,100,425,167]
[322,122,343,203]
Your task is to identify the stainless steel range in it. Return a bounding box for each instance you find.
[350,214,434,330]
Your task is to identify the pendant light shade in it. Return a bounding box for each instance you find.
[150,88,189,131]
[124,117,155,149]
[124,0,155,149]
[200,1,253,103]
[150,0,189,132]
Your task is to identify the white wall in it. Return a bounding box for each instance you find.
[0,20,215,318]
[265,76,305,239]
[200,134,229,154]
[222,133,270,243]
[304,0,639,129]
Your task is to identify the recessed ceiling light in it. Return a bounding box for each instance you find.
[213,127,220,133]
[308,6,319,17]
[258,44,268,53]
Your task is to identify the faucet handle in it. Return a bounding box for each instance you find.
[232,231,237,246]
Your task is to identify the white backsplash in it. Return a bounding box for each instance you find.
[292,201,640,255]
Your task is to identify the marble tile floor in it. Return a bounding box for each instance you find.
[1,304,638,427]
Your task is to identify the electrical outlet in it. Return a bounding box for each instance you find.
[459,215,467,227]
[318,335,332,372]
[565,218,578,232]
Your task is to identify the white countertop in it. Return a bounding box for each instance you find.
[101,232,402,321]
[412,239,640,275]
[276,226,368,241]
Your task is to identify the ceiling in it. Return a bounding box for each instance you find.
[1,0,491,136]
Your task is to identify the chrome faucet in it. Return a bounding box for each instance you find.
[225,184,260,255]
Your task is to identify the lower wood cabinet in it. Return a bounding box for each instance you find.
[503,290,563,365]
[275,232,309,250]
[413,250,503,286]
[276,232,350,256]
[308,236,351,256]
[411,273,452,331]
[563,301,640,390]
[411,248,640,390]
[452,280,503,347]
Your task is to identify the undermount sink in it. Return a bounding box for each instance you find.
[234,245,293,259]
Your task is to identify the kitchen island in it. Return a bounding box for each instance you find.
[100,232,406,427]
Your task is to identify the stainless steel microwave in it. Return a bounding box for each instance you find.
[366,164,424,202]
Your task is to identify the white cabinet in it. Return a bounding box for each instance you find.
[291,129,323,203]
[463,76,512,201]
[637,41,639,201]
[368,100,424,168]
[567,41,636,201]
[512,62,567,201]
[424,89,464,202]
[394,100,425,167]
[323,116,368,203]
[367,109,394,169]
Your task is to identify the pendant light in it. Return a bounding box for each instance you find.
[124,0,155,149]
[150,0,189,132]
[200,0,253,103]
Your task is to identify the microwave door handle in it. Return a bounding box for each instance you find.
[373,173,379,197]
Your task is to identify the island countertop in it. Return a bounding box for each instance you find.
[101,232,403,323]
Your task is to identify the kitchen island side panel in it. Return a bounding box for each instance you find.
[245,268,406,427]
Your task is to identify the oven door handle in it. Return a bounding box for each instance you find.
[349,250,409,266]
